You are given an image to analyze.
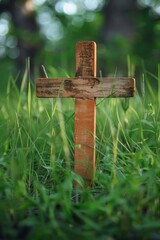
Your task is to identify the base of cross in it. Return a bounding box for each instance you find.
[36,41,136,188]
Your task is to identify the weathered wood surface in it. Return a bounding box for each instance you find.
[36,77,135,98]
[74,41,96,187]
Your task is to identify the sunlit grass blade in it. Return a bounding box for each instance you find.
[28,81,31,119]
[57,99,71,169]
[20,58,30,92]
[158,63,160,109]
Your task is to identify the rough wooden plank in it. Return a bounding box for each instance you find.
[36,77,135,98]
[74,41,96,187]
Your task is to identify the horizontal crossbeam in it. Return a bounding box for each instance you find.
[36,77,135,99]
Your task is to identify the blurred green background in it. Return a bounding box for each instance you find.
[0,0,159,91]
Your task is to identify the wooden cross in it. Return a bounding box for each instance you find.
[36,41,135,187]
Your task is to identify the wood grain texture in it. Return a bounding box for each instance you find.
[36,77,135,98]
[74,41,96,187]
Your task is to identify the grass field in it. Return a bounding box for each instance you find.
[0,66,160,239]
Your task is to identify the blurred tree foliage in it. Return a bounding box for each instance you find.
[0,0,159,89]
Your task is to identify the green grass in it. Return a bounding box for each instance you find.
[0,67,160,240]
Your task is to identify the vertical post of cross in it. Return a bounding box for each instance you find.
[74,41,96,187]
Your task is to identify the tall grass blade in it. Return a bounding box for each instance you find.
[57,99,71,169]
[141,73,145,106]
[28,81,31,119]
[20,58,30,92]
[127,55,131,77]
[158,64,160,109]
